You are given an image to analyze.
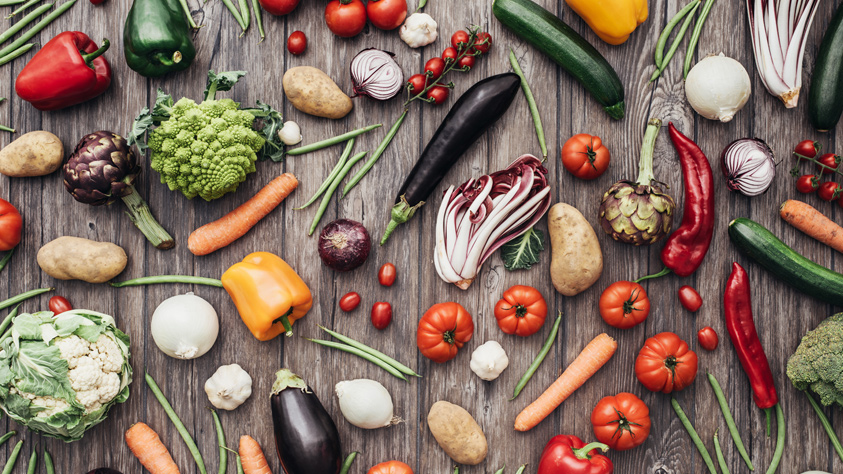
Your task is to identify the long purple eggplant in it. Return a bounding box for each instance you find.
[380,72,521,245]
[271,369,342,474]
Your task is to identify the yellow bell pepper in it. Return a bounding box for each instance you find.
[221,252,313,341]
[566,0,648,45]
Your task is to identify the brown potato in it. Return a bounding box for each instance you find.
[0,131,64,177]
[548,202,603,296]
[282,66,353,119]
[427,400,487,465]
[37,236,127,284]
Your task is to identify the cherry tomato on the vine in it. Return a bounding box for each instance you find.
[471,32,492,54]
[49,296,73,315]
[451,30,470,51]
[378,262,397,287]
[796,174,819,193]
[259,0,300,16]
[457,55,475,70]
[424,57,446,80]
[697,327,719,351]
[427,85,449,105]
[287,31,307,55]
[818,153,841,174]
[794,139,818,158]
[339,292,361,312]
[325,0,367,38]
[371,302,392,330]
[442,47,458,65]
[818,181,841,201]
[407,74,427,94]
[678,285,702,312]
[366,0,407,30]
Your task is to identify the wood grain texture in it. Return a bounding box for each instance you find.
[0,0,842,472]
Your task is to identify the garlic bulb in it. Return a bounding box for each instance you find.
[685,54,751,123]
[205,364,253,410]
[336,379,400,429]
[278,121,302,146]
[400,13,438,48]
[150,293,219,360]
[469,341,509,381]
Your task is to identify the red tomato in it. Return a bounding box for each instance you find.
[287,31,307,55]
[367,461,413,474]
[678,285,702,312]
[378,262,397,287]
[471,32,492,54]
[426,85,449,105]
[325,0,367,38]
[591,392,651,451]
[457,55,475,70]
[339,292,361,312]
[561,134,611,180]
[259,0,300,15]
[407,74,427,94]
[635,332,698,393]
[0,198,22,251]
[442,47,458,65]
[697,327,719,351]
[818,181,841,201]
[366,0,407,30]
[598,281,650,329]
[424,57,445,80]
[371,302,392,330]
[451,30,470,51]
[417,302,473,363]
[796,174,819,193]
[48,296,73,315]
[794,139,818,158]
[493,285,547,337]
[818,153,841,174]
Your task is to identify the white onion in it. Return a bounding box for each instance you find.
[350,49,404,101]
[150,293,219,359]
[721,138,776,196]
[685,54,751,123]
[335,379,400,429]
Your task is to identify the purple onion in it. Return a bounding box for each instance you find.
[720,138,776,196]
[318,219,371,271]
[350,49,404,101]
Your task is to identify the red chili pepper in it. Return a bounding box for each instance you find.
[15,32,112,111]
[537,435,613,474]
[724,262,778,410]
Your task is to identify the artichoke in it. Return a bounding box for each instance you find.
[599,118,675,245]
[63,131,174,249]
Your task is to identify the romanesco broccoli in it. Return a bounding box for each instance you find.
[786,313,843,408]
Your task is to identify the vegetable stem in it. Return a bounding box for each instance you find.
[145,372,208,474]
[120,185,175,249]
[509,49,547,160]
[804,391,843,463]
[339,452,358,474]
[0,2,53,45]
[2,440,23,474]
[318,325,420,377]
[0,0,76,58]
[649,0,700,82]
[713,431,731,474]
[250,0,264,41]
[0,247,14,275]
[510,312,562,400]
[0,288,53,311]
[309,151,368,235]
[306,338,408,381]
[636,118,662,185]
[110,275,223,287]
[177,0,198,28]
[670,397,717,474]
[765,403,784,474]
[211,409,227,474]
[683,0,717,78]
[296,139,354,209]
[707,373,754,470]
[653,0,699,69]
[286,124,382,156]
[342,110,408,196]
[634,267,671,283]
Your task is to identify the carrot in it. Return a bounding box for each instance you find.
[188,173,299,256]
[125,422,181,474]
[238,435,272,474]
[780,199,843,253]
[514,333,617,431]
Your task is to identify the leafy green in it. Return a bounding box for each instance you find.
[204,70,247,101]
[500,227,545,271]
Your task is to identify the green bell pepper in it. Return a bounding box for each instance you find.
[124,0,196,77]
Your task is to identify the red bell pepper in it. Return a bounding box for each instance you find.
[0,198,22,251]
[537,435,613,474]
[15,32,112,111]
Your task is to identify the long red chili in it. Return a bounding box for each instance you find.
[723,262,778,410]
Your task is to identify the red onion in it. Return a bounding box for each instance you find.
[350,49,404,101]
[721,138,776,196]
[434,155,551,289]
[318,219,371,271]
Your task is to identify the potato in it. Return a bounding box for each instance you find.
[548,202,603,296]
[427,400,487,465]
[37,236,127,283]
[282,66,352,119]
[0,131,64,177]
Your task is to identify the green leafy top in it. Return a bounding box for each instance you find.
[500,227,545,271]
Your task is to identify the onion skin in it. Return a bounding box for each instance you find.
[318,219,371,271]
[350,48,404,101]
[720,138,776,197]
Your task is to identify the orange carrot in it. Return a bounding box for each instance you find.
[514,333,617,431]
[780,199,843,253]
[188,173,299,256]
[239,435,272,474]
[125,422,181,474]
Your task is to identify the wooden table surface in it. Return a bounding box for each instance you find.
[1,0,842,472]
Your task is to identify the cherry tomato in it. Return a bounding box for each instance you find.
[325,0,367,38]
[442,47,458,65]
[338,292,361,312]
[407,74,427,94]
[818,181,841,201]
[287,31,307,55]
[259,0,300,15]
[424,57,446,80]
[371,302,392,330]
[471,32,492,54]
[818,153,841,174]
[794,139,818,158]
[426,85,449,105]
[697,327,719,351]
[796,174,819,193]
[457,55,475,70]
[678,285,702,312]
[49,296,73,315]
[451,30,470,52]
[366,0,407,30]
[378,262,397,287]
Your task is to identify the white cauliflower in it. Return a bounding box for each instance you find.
[54,334,125,414]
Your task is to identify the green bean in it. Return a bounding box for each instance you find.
[176,0,198,28]
[145,372,208,474]
[453,467,459,474]
[707,373,753,470]
[765,403,784,474]
[221,0,246,30]
[514,465,526,474]
[342,111,407,196]
[306,338,408,381]
[509,50,547,160]
[319,325,419,377]
[339,452,358,474]
[653,0,699,69]
[0,0,26,6]
[0,0,76,58]
[25,446,36,474]
[670,397,717,474]
[211,409,227,474]
[296,139,354,210]
[511,312,562,400]
[6,0,41,18]
[0,3,53,44]
[0,288,52,311]
[236,455,244,474]
[649,0,700,82]
[0,304,21,338]
[250,0,264,41]
[0,43,34,67]
[309,151,367,235]
[713,431,731,474]
[494,464,505,474]
[2,440,23,474]
[238,0,249,31]
[0,248,13,274]
[0,125,13,133]
[0,431,16,448]
[683,0,717,78]
[805,391,843,462]
[110,275,223,287]
[286,124,382,156]
[44,450,54,474]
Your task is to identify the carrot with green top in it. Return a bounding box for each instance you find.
[780,199,843,253]
[514,333,617,431]
[239,435,272,474]
[125,422,181,474]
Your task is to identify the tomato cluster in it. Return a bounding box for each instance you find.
[792,140,843,206]
[325,0,408,37]
[338,262,398,331]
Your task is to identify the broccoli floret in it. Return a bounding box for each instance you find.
[787,313,843,408]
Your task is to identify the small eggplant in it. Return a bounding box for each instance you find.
[271,369,342,474]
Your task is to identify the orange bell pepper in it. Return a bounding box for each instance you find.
[221,252,312,341]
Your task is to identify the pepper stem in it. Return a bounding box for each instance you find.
[380,195,424,245]
[273,307,295,337]
[81,39,110,66]
[119,184,175,250]
[572,442,610,460]
[634,267,671,283]
[636,118,663,185]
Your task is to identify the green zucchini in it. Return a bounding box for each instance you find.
[492,0,625,120]
[728,218,843,306]
[808,2,843,132]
